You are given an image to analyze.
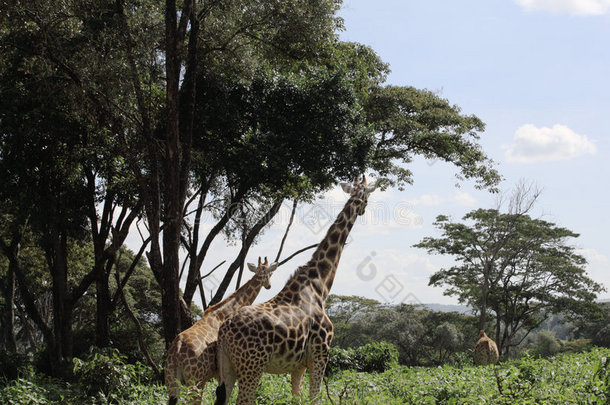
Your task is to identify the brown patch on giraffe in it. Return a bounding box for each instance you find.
[308,267,318,279]
[318,259,332,278]
[329,231,340,244]
[325,247,337,261]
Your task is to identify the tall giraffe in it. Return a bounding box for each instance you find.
[165,257,278,405]
[214,177,376,405]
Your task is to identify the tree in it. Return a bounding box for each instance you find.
[415,185,605,354]
[1,0,503,355]
[431,322,464,363]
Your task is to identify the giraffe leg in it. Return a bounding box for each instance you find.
[291,365,307,397]
[215,346,237,405]
[308,353,329,404]
[165,340,181,403]
[235,368,263,405]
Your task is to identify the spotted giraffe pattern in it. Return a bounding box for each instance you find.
[215,177,376,405]
[473,329,499,365]
[165,257,277,404]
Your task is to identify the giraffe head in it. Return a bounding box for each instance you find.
[478,329,487,338]
[340,175,377,215]
[247,256,278,289]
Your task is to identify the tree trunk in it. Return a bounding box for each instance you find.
[48,231,70,370]
[160,0,184,346]
[6,261,17,352]
[478,283,488,330]
[95,267,111,347]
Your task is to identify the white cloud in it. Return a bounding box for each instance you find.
[407,194,443,207]
[453,191,477,207]
[505,124,597,164]
[577,248,610,265]
[515,0,610,15]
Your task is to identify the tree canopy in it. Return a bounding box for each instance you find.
[415,186,604,354]
[1,0,502,366]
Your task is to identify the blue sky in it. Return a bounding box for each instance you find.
[134,0,610,308]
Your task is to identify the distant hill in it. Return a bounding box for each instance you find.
[420,303,473,315]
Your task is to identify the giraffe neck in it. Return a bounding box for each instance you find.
[207,273,264,318]
[282,195,364,304]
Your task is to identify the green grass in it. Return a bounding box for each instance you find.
[1,347,608,404]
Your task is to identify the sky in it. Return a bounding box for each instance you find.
[129,0,610,308]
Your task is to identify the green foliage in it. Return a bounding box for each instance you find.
[591,355,610,401]
[365,85,500,191]
[561,338,592,353]
[327,342,399,375]
[72,347,155,400]
[415,193,606,354]
[534,330,562,357]
[326,296,476,366]
[2,347,609,404]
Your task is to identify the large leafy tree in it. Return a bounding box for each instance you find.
[1,0,502,357]
[415,186,604,354]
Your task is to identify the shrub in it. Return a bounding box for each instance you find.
[562,339,592,353]
[594,325,610,348]
[326,342,398,375]
[534,330,561,357]
[72,347,153,399]
[354,341,399,373]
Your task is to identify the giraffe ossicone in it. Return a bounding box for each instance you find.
[215,176,377,405]
[164,256,277,405]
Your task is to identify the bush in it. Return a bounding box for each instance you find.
[72,347,153,399]
[326,342,398,375]
[535,330,561,357]
[594,325,610,348]
[355,341,399,373]
[562,339,592,353]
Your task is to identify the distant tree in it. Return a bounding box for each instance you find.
[431,322,464,363]
[325,295,382,348]
[575,302,610,347]
[415,184,605,355]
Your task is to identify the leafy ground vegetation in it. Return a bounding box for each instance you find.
[1,346,608,404]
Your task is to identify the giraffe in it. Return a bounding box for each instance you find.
[214,176,376,405]
[165,257,278,405]
[473,329,499,366]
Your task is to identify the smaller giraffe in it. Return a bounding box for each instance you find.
[165,257,278,405]
[473,329,499,365]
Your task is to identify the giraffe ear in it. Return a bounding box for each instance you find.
[267,262,279,272]
[247,263,257,272]
[340,182,353,194]
[364,181,377,193]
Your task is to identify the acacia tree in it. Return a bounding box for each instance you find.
[415,186,604,354]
